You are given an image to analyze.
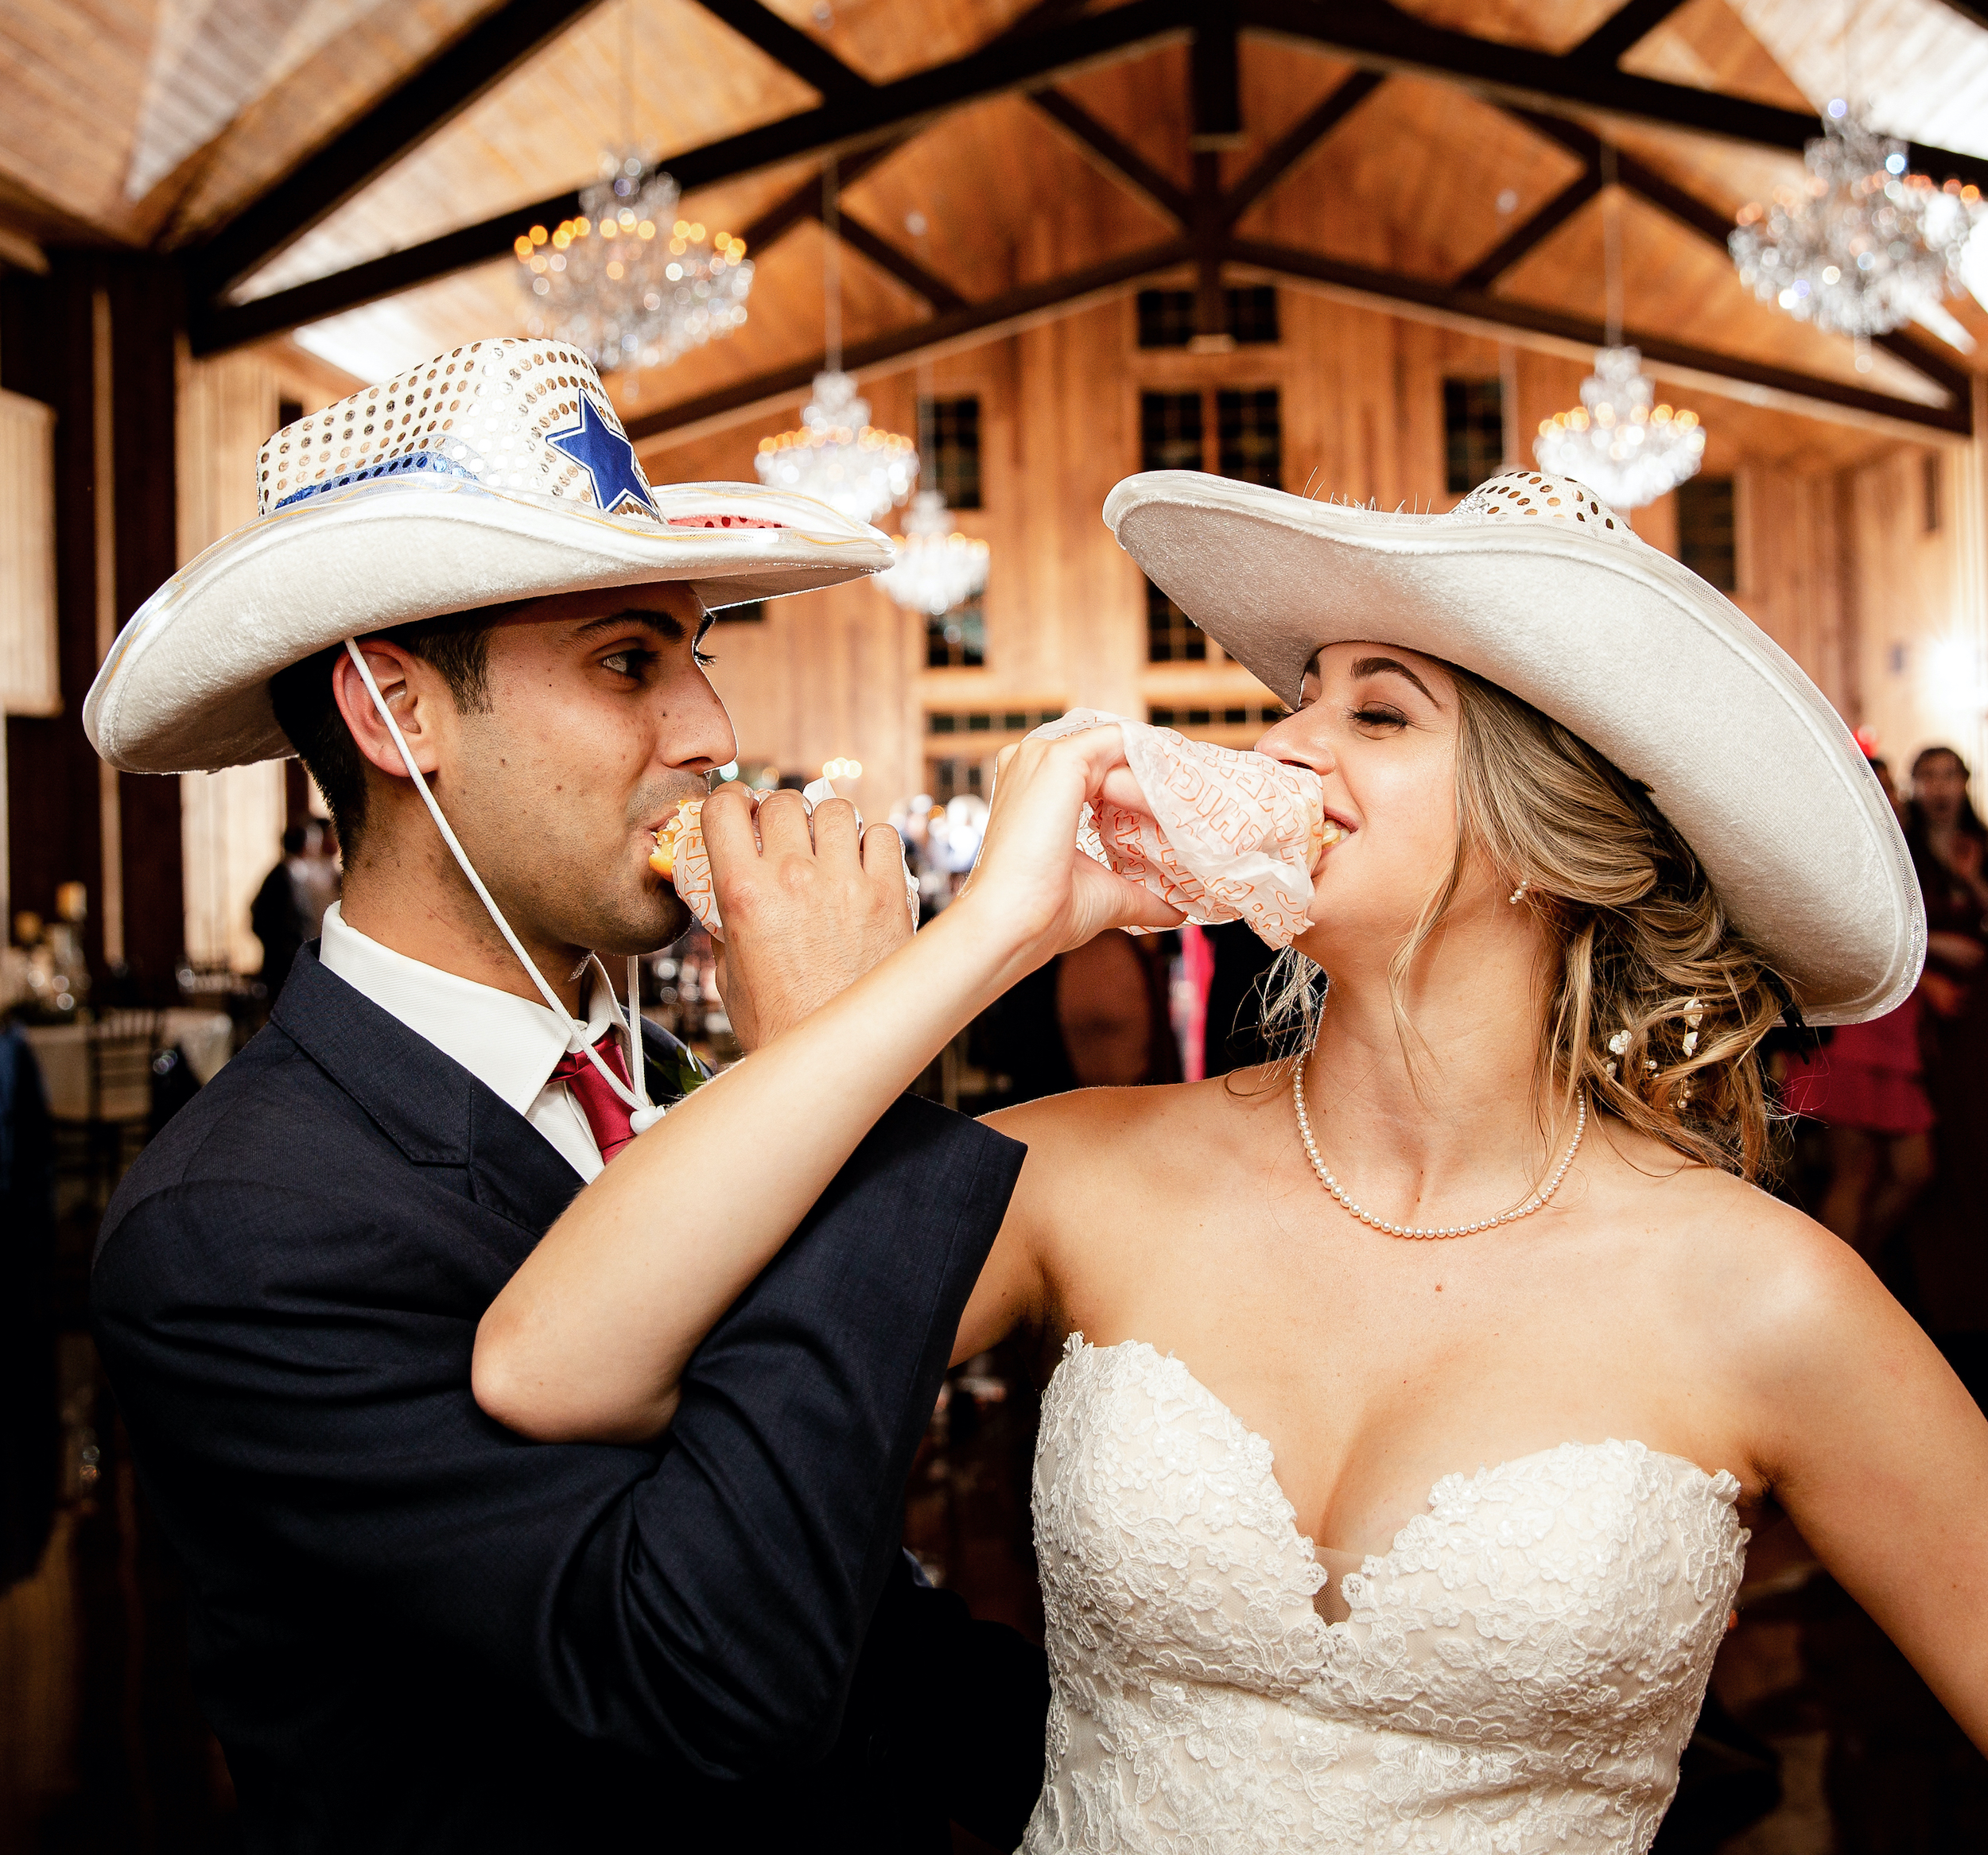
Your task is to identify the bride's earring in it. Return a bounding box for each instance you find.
[1508,879,1532,906]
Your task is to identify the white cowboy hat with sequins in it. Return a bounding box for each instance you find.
[87,338,892,774]
[1103,468,1921,1026]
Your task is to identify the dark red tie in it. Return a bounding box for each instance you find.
[549,1031,638,1166]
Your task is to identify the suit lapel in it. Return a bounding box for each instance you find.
[274,947,584,1248]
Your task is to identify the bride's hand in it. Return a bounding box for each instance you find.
[954,724,1184,961]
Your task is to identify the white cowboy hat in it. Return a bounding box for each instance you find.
[1104,467,1922,1026]
[87,338,893,774]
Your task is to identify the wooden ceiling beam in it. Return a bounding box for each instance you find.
[1454,170,1604,291]
[188,0,1988,359]
[688,0,870,98]
[622,223,1970,453]
[834,210,965,311]
[1512,111,1978,408]
[1567,0,1692,68]
[1227,235,1972,437]
[1220,69,1384,226]
[188,0,1194,354]
[736,138,904,251]
[1189,20,1233,343]
[190,0,614,302]
[623,235,1196,444]
[1516,111,1727,241]
[1189,4,1244,151]
[1236,0,1988,194]
[1000,0,1101,34]
[1027,89,1192,225]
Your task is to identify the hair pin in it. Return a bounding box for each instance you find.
[1508,879,1531,905]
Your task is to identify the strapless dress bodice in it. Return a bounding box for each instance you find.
[1023,1336,1748,1853]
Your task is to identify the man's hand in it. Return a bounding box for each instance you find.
[701,785,913,1050]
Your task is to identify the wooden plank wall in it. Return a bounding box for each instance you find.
[637,284,1988,840]
[175,344,350,972]
[177,347,285,974]
[636,292,1734,819]
[1847,386,1988,786]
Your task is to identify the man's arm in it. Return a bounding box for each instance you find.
[92,1096,1023,1780]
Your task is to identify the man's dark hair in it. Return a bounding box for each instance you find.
[269,617,495,858]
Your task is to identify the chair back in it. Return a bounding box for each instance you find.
[87,1011,162,1124]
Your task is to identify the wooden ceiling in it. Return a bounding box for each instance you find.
[2,0,1984,464]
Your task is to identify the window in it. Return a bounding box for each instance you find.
[1217,388,1282,488]
[926,708,1064,735]
[1137,286,1281,349]
[1677,475,1737,592]
[1442,378,1505,493]
[711,600,764,623]
[1140,389,1282,658]
[1141,390,1207,661]
[927,756,986,802]
[276,397,304,436]
[926,598,985,668]
[1140,390,1204,470]
[1924,452,1942,534]
[1148,704,1288,729]
[1228,286,1279,346]
[920,395,981,510]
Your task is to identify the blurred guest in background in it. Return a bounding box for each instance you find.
[981,929,1179,1104]
[1782,756,1936,1263]
[1908,746,1988,1021]
[0,1018,56,1593]
[249,821,340,999]
[1903,745,1988,1403]
[1200,919,1281,1078]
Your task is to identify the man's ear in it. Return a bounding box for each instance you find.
[331,642,442,781]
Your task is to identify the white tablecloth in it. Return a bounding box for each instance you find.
[22,1010,235,1123]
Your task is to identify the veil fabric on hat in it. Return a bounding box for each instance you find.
[1103,468,1922,1026]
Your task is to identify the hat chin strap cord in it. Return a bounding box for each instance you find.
[342,639,664,1135]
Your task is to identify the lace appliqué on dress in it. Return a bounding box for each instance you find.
[1023,1336,1748,1855]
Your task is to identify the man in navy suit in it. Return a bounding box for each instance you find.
[85,347,1046,1853]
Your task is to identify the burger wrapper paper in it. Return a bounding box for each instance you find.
[1028,709,1327,949]
[653,779,920,938]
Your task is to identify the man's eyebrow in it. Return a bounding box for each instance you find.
[571,607,686,643]
[1349,654,1440,704]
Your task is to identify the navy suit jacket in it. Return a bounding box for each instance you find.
[91,945,1044,1852]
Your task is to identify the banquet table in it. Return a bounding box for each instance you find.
[22,1011,235,1123]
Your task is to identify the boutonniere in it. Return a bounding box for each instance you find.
[648,1038,711,1104]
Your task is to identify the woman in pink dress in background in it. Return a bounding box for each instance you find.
[1781,755,1936,1259]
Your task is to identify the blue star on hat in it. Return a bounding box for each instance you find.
[546,394,654,515]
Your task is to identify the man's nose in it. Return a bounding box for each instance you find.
[658,676,738,776]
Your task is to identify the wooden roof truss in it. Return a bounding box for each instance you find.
[183,0,1986,441]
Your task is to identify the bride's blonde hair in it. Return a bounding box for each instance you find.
[1256,667,1788,1180]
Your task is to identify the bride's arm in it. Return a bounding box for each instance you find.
[1736,1215,1988,1753]
[472,728,1180,1442]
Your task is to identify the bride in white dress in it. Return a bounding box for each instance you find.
[478,468,1988,1850]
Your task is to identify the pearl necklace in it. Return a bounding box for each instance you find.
[1291,1051,1586,1240]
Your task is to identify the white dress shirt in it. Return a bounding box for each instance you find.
[319,901,624,1182]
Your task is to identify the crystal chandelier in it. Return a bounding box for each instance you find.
[1534,148,1705,509]
[1536,348,1706,509]
[876,489,990,615]
[1729,102,1981,340]
[755,371,918,522]
[754,157,917,525]
[517,152,752,376]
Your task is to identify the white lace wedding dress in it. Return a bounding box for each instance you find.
[1023,1337,1749,1854]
